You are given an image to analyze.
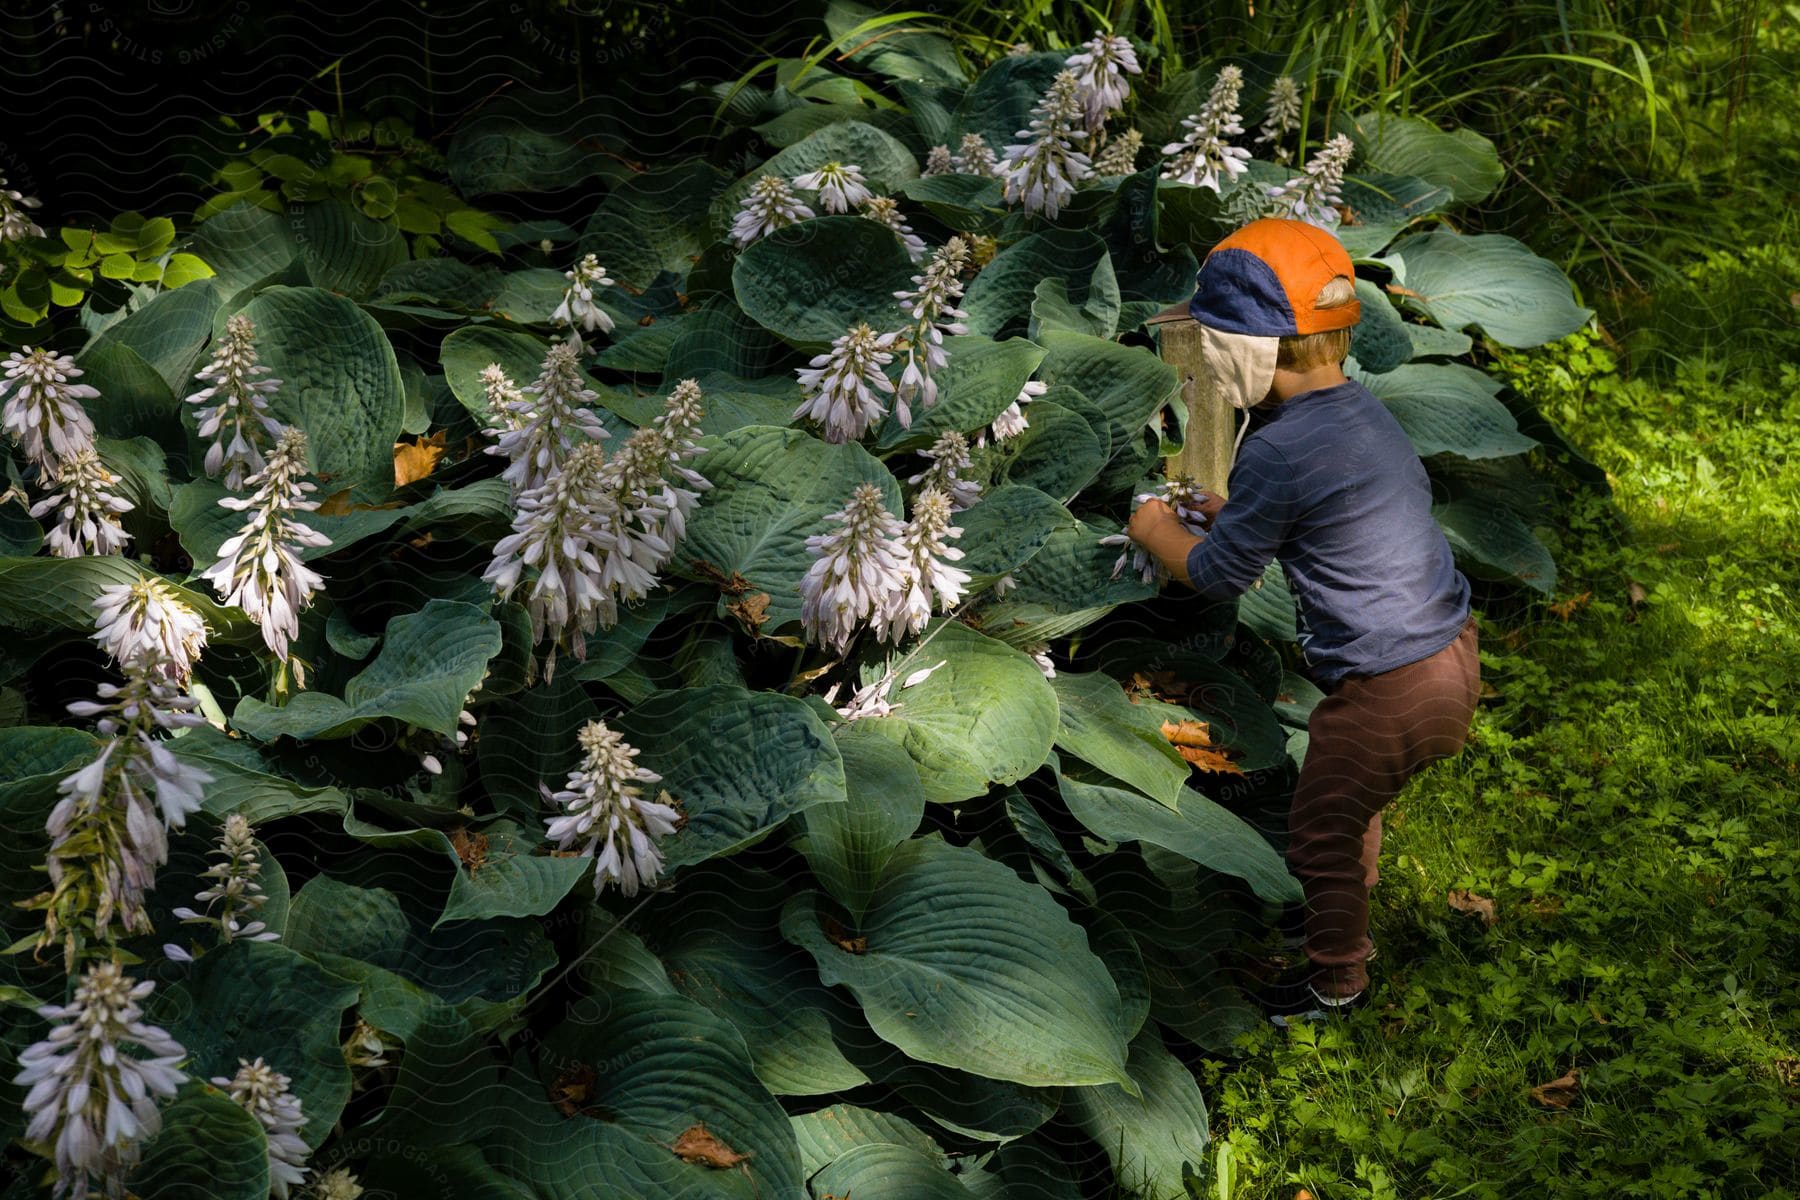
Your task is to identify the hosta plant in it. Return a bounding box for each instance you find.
[0,7,1594,1199]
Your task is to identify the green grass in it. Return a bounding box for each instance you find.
[1200,327,1800,1198]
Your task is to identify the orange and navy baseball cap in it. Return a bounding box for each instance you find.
[1188,218,1361,337]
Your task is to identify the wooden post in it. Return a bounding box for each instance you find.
[1148,302,1236,498]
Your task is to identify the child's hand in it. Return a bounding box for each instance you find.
[1128,498,1179,544]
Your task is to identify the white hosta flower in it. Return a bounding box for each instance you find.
[730,175,814,247]
[313,1168,365,1200]
[31,447,132,558]
[922,145,954,176]
[14,962,187,1200]
[800,483,908,654]
[1101,479,1218,585]
[1024,642,1056,678]
[953,133,1000,177]
[1266,133,1354,227]
[164,813,278,962]
[1064,31,1141,130]
[214,1058,309,1200]
[1256,75,1304,162]
[985,379,1047,444]
[550,253,616,335]
[992,572,1017,597]
[93,577,207,684]
[479,363,529,436]
[343,1018,391,1071]
[907,429,981,511]
[1,176,45,243]
[186,314,284,490]
[1100,524,1160,585]
[831,672,898,721]
[793,161,872,215]
[489,339,609,496]
[1093,128,1145,177]
[200,427,329,662]
[1162,65,1251,192]
[861,196,926,262]
[892,238,971,426]
[1001,71,1093,218]
[793,323,899,444]
[484,442,622,680]
[1,346,98,476]
[874,486,969,644]
[543,720,682,898]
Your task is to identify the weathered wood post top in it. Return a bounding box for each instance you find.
[1148,301,1236,499]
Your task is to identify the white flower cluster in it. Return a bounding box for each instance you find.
[871,486,970,644]
[1162,65,1251,193]
[906,429,982,511]
[164,813,279,962]
[543,719,682,897]
[1093,128,1145,177]
[793,323,899,444]
[0,347,98,475]
[922,144,955,176]
[1001,70,1093,218]
[487,382,707,680]
[954,133,1000,177]
[893,238,971,426]
[313,1168,366,1200]
[981,379,1047,446]
[730,175,815,247]
[800,480,969,654]
[486,339,611,497]
[214,1057,310,1199]
[42,587,213,962]
[1102,478,1218,583]
[794,161,872,214]
[33,447,133,557]
[186,314,284,490]
[1256,76,1304,162]
[201,427,329,662]
[550,253,617,335]
[1,175,45,244]
[14,962,187,1200]
[1266,133,1355,227]
[1064,31,1141,131]
[861,196,926,263]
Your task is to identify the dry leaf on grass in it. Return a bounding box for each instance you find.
[1529,1068,1580,1109]
[1548,590,1591,620]
[1447,888,1497,925]
[394,430,448,486]
[671,1123,751,1169]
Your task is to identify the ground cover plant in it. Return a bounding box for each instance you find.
[0,5,1637,1199]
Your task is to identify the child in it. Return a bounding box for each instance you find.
[1126,218,1481,1025]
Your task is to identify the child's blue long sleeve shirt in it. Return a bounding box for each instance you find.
[1184,379,1470,685]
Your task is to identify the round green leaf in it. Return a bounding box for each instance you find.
[1433,498,1556,593]
[677,425,902,630]
[962,230,1113,339]
[613,685,847,874]
[1351,360,1537,459]
[190,204,300,294]
[997,395,1105,503]
[791,1105,947,1180]
[855,620,1058,805]
[439,325,547,425]
[873,335,1046,451]
[732,215,916,345]
[1336,110,1504,205]
[235,285,406,493]
[1066,1029,1210,1200]
[796,723,926,921]
[951,484,1072,579]
[1035,330,1178,475]
[131,1082,270,1200]
[810,1142,970,1200]
[1388,229,1594,348]
[294,198,408,299]
[977,519,1156,647]
[475,669,599,816]
[949,52,1067,162]
[1347,277,1412,372]
[580,160,729,289]
[1334,172,1453,259]
[781,836,1132,1088]
[1050,671,1190,809]
[897,174,1005,230]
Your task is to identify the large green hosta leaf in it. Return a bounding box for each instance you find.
[234,600,502,741]
[191,204,301,294]
[1336,110,1504,205]
[977,519,1156,646]
[790,1104,947,1179]
[1434,498,1557,593]
[809,1143,970,1200]
[439,325,550,424]
[1388,230,1594,348]
[732,215,917,345]
[712,120,919,235]
[488,990,804,1200]
[1347,277,1413,373]
[998,395,1106,503]
[678,425,901,630]
[475,670,600,816]
[952,484,1073,580]
[948,52,1066,161]
[293,198,408,299]
[86,278,222,394]
[1058,769,1300,904]
[1034,330,1178,477]
[130,1082,269,1200]
[781,836,1133,1088]
[581,160,728,289]
[0,556,243,641]
[234,285,406,494]
[1352,360,1537,459]
[614,686,847,873]
[855,621,1058,805]
[168,477,411,566]
[1051,671,1190,808]
[872,335,1046,451]
[149,940,359,1149]
[1066,1029,1210,1200]
[1334,173,1454,259]
[795,723,925,921]
[962,230,1115,339]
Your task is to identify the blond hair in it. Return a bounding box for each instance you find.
[1276,275,1357,370]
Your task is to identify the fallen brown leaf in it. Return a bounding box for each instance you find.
[726,591,770,633]
[449,826,488,876]
[1627,580,1649,606]
[1529,1068,1580,1109]
[823,914,867,955]
[548,1064,599,1117]
[1159,718,1216,748]
[1547,590,1591,621]
[671,1123,751,1169]
[394,430,448,487]
[1173,743,1244,775]
[1447,888,1497,925]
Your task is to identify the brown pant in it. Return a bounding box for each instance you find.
[1288,615,1480,996]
